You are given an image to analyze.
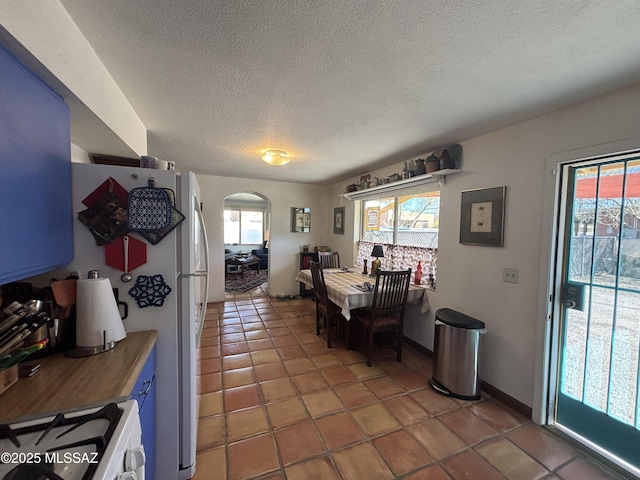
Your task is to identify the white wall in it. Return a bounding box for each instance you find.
[328,83,640,410]
[0,1,146,157]
[196,175,330,302]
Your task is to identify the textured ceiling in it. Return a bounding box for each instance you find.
[58,0,640,184]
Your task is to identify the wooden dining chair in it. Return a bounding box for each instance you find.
[352,268,411,367]
[309,260,344,348]
[318,251,340,269]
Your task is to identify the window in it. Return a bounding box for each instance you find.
[224,209,264,244]
[358,190,439,286]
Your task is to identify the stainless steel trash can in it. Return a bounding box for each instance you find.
[429,308,486,400]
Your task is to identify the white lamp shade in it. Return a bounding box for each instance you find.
[75,277,126,349]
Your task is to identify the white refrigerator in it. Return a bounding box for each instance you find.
[69,163,209,479]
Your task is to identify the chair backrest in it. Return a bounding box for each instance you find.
[318,251,340,269]
[309,261,329,305]
[370,269,412,318]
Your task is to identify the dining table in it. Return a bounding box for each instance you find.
[295,268,430,320]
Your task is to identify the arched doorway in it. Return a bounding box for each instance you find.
[223,192,271,294]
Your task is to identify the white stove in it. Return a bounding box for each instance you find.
[0,400,144,480]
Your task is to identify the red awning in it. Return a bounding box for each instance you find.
[575,172,640,199]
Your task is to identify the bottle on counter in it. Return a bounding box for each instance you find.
[415,261,422,285]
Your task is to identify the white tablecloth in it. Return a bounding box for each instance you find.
[295,269,430,320]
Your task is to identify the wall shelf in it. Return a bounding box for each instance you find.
[341,169,460,200]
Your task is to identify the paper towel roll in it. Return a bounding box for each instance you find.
[76,277,127,349]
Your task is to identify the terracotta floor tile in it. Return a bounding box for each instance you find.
[348,362,384,380]
[382,394,432,426]
[222,367,255,388]
[224,384,261,411]
[267,327,291,337]
[199,357,221,374]
[222,353,252,370]
[284,357,318,375]
[254,362,288,382]
[402,464,452,480]
[199,391,223,417]
[221,341,249,356]
[247,338,275,351]
[200,336,219,347]
[199,299,616,480]
[302,390,345,418]
[469,400,528,433]
[284,457,342,480]
[241,318,263,329]
[322,366,358,386]
[440,449,505,480]
[227,434,279,480]
[260,377,297,403]
[476,437,548,480]
[304,341,335,357]
[410,387,460,415]
[506,425,577,471]
[193,446,226,480]
[555,457,622,480]
[278,344,308,360]
[292,371,329,394]
[373,430,434,476]
[390,369,429,391]
[246,329,270,340]
[199,372,222,393]
[226,406,269,442]
[312,353,344,369]
[315,411,366,450]
[332,442,395,480]
[251,348,281,365]
[274,421,326,466]
[221,332,246,344]
[200,345,221,360]
[335,382,379,408]
[266,397,309,429]
[407,418,466,461]
[197,414,225,450]
[439,407,498,445]
[365,376,406,399]
[295,331,321,345]
[335,349,367,365]
[221,324,244,334]
[352,403,401,436]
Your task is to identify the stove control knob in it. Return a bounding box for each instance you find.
[125,445,146,471]
[117,472,138,480]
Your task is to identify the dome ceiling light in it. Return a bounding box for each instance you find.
[261,150,290,166]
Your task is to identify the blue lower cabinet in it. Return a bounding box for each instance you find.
[130,346,156,480]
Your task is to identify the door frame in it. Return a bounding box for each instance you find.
[533,137,640,472]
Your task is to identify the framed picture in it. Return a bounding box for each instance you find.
[291,207,311,233]
[460,186,506,246]
[334,207,345,234]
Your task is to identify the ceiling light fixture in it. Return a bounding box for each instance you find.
[261,150,290,166]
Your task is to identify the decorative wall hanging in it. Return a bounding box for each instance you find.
[460,186,506,247]
[127,178,173,231]
[128,274,172,308]
[77,178,130,246]
[139,207,185,245]
[334,207,345,235]
[291,207,311,233]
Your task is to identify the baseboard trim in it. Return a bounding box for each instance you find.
[403,335,532,420]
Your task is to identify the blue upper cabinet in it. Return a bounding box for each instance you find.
[0,45,73,285]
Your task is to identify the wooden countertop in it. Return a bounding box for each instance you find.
[0,330,157,423]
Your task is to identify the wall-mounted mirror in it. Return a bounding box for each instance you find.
[291,207,310,233]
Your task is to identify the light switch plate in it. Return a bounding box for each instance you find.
[503,267,519,284]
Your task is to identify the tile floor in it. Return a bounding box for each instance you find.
[192,282,627,480]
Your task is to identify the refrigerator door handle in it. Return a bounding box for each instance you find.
[195,201,209,341]
[181,272,208,278]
